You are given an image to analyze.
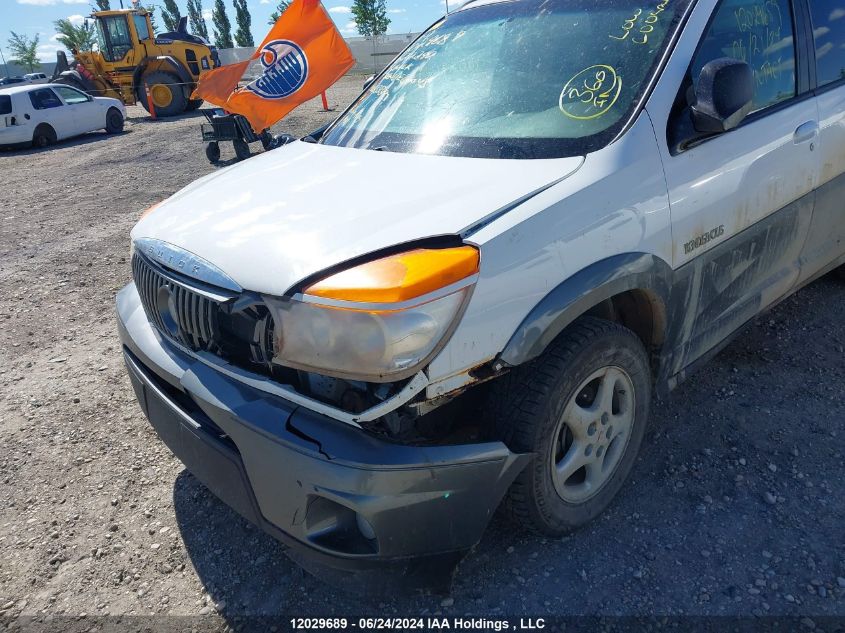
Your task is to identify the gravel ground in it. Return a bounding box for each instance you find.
[1,73,843,629]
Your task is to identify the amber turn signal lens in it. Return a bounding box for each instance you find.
[306,246,480,304]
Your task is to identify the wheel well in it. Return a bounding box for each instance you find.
[585,289,667,366]
[33,123,56,137]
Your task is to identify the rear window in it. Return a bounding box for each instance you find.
[0,95,11,115]
[809,1,845,88]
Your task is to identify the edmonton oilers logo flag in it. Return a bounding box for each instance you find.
[246,40,309,100]
[191,0,355,132]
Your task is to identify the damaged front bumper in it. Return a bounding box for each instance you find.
[116,283,529,592]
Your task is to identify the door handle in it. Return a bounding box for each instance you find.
[793,121,819,145]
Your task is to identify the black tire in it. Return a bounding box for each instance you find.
[139,71,188,117]
[186,98,203,111]
[105,107,124,134]
[233,139,251,161]
[834,266,845,280]
[487,317,651,535]
[205,142,221,163]
[32,124,57,148]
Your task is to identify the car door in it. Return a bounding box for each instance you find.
[648,0,819,375]
[52,86,102,134]
[796,0,845,280]
[26,87,74,139]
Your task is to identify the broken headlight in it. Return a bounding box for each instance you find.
[264,246,479,383]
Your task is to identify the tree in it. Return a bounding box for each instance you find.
[186,0,209,40]
[232,0,253,47]
[7,32,40,72]
[160,0,182,33]
[351,0,389,72]
[211,0,234,48]
[351,0,390,38]
[53,18,96,52]
[93,0,110,10]
[267,1,290,25]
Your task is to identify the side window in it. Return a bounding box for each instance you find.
[133,15,151,41]
[53,86,90,105]
[808,2,845,88]
[691,0,797,112]
[28,88,63,110]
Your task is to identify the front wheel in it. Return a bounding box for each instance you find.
[487,317,651,535]
[105,107,124,133]
[139,71,188,117]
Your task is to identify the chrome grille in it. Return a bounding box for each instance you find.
[132,252,220,352]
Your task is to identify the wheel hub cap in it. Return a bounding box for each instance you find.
[550,366,636,503]
[151,84,173,108]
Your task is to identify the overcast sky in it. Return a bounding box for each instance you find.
[3,0,446,63]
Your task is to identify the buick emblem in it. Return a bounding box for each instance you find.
[133,238,242,293]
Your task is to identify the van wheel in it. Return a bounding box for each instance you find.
[105,107,124,133]
[32,124,57,148]
[487,317,651,535]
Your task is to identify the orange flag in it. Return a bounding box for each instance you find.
[193,0,354,132]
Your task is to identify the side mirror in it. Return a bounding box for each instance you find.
[363,75,375,91]
[690,58,754,134]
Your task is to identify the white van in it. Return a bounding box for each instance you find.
[23,72,49,84]
[118,0,845,590]
[0,84,125,148]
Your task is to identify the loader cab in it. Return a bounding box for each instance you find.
[94,10,152,63]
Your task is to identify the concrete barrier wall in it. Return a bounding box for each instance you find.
[217,33,421,78]
[346,34,421,73]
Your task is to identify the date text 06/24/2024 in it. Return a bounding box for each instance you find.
[289,618,547,631]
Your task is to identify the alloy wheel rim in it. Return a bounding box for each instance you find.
[550,365,636,503]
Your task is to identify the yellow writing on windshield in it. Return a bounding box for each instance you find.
[559,65,623,120]
[609,0,670,45]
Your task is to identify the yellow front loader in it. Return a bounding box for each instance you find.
[52,7,220,117]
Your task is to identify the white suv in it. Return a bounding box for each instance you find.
[118,0,845,590]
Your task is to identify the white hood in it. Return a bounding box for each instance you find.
[132,141,583,296]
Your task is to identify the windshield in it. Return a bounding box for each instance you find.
[97,15,133,61]
[323,0,691,159]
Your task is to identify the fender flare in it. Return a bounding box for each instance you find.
[498,253,674,367]
[133,56,194,91]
